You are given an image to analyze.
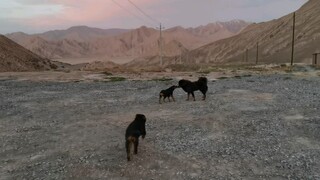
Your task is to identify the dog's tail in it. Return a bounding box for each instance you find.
[198,77,208,85]
[126,136,136,161]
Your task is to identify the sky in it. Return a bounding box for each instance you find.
[0,0,308,34]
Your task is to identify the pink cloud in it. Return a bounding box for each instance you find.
[21,0,162,28]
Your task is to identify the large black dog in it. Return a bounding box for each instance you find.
[125,114,146,161]
[159,85,179,104]
[178,77,208,101]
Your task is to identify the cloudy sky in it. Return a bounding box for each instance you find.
[0,0,307,34]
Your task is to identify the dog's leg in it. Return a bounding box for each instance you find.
[168,96,171,102]
[191,92,196,101]
[172,95,175,102]
[159,93,165,104]
[200,88,208,100]
[126,139,132,161]
[202,94,206,100]
[134,138,139,154]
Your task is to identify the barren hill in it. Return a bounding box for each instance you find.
[7,26,131,42]
[182,0,320,64]
[0,35,57,72]
[6,21,249,62]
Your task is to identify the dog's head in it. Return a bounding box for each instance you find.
[197,77,208,84]
[135,114,146,123]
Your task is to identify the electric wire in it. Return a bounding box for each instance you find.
[110,0,155,27]
[126,0,160,25]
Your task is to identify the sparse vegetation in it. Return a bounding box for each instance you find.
[49,63,58,69]
[217,76,229,80]
[285,67,293,73]
[197,66,222,74]
[107,76,126,82]
[168,64,203,72]
[150,77,173,81]
[284,76,292,80]
[313,65,320,70]
[102,71,113,76]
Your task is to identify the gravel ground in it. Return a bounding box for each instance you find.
[0,74,319,179]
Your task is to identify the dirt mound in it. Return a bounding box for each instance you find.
[0,35,59,72]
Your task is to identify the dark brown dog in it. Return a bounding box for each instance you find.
[159,85,179,104]
[178,77,208,101]
[125,114,146,161]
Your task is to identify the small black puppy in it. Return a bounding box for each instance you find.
[159,85,179,104]
[125,114,147,161]
[179,77,208,101]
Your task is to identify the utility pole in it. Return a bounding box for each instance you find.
[246,49,249,63]
[291,12,296,66]
[158,23,164,67]
[256,42,259,64]
[131,30,134,58]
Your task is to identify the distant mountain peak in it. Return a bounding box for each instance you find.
[5,20,251,61]
[67,25,91,30]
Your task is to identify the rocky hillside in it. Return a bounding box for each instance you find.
[6,21,250,61]
[183,0,320,64]
[0,35,58,72]
[7,26,131,42]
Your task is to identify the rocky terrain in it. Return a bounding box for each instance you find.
[0,35,63,72]
[0,71,319,179]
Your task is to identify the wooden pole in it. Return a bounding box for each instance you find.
[291,12,296,66]
[246,49,249,62]
[256,42,259,64]
[159,23,163,66]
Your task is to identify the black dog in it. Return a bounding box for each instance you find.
[125,114,146,161]
[178,77,208,101]
[159,85,179,104]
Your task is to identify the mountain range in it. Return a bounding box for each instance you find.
[6,20,250,61]
[177,0,320,65]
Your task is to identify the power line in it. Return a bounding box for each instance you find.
[127,0,160,25]
[110,0,155,27]
[123,0,163,66]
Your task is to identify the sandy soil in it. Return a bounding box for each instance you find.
[52,57,134,65]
